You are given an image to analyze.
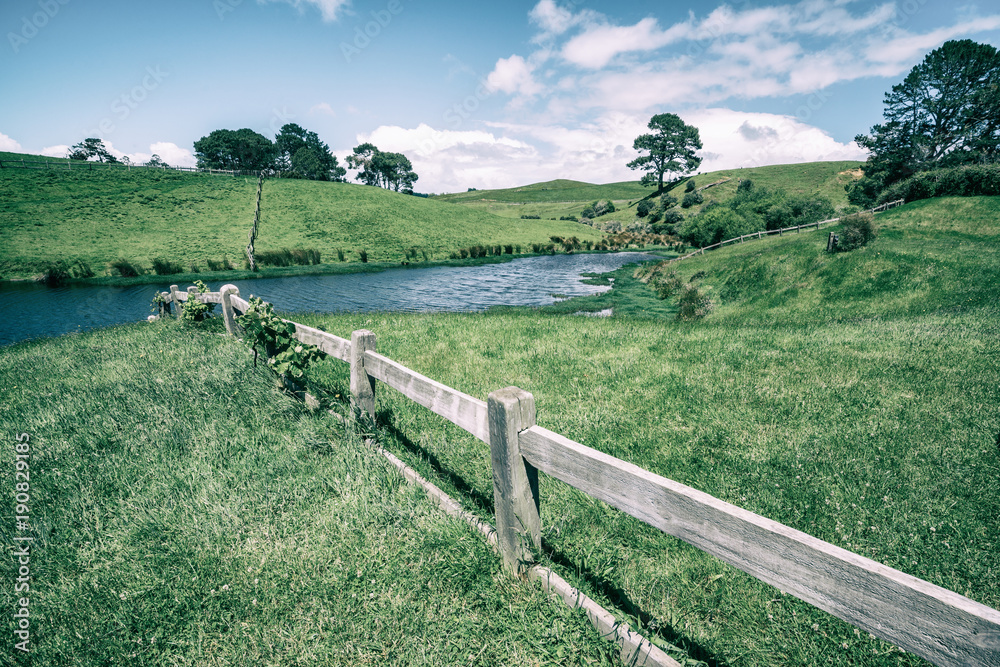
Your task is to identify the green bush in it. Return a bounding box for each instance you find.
[636,200,653,217]
[681,191,703,208]
[685,179,697,192]
[676,283,713,320]
[653,270,683,299]
[877,164,1000,204]
[359,249,368,263]
[835,212,876,252]
[112,258,143,277]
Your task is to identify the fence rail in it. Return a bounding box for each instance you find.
[155,283,1000,667]
[670,199,906,262]
[0,157,254,177]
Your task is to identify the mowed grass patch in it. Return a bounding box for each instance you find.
[297,299,1000,665]
[0,319,620,666]
[0,164,603,279]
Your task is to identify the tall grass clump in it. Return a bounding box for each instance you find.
[151,257,184,275]
[676,283,713,320]
[835,212,876,252]
[111,258,143,277]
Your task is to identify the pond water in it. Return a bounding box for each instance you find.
[0,252,657,347]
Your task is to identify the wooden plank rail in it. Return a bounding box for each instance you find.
[362,350,490,443]
[149,282,999,666]
[517,425,1000,667]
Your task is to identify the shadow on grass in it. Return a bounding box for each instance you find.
[372,405,729,667]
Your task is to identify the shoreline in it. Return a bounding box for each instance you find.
[2,247,674,289]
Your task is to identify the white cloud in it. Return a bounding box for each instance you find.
[309,102,336,116]
[485,55,542,96]
[125,142,197,168]
[562,18,688,69]
[41,145,69,158]
[0,132,22,152]
[258,0,351,22]
[688,108,866,171]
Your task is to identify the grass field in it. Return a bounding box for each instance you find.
[0,319,624,666]
[289,196,1000,665]
[433,162,863,225]
[0,154,603,280]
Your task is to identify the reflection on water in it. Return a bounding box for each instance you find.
[0,252,656,347]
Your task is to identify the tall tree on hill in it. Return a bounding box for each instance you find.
[193,129,276,172]
[346,143,419,193]
[850,39,1000,205]
[627,113,702,193]
[67,138,119,163]
[274,123,346,181]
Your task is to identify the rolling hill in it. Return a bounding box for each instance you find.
[0,152,603,279]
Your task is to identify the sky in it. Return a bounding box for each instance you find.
[2,0,999,193]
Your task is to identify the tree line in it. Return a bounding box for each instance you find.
[64,124,419,193]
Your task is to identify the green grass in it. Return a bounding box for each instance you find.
[287,196,1000,666]
[0,154,603,280]
[432,162,863,229]
[0,318,624,666]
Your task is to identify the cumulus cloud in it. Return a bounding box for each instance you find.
[486,55,542,96]
[0,132,22,152]
[41,145,69,158]
[259,0,351,22]
[126,142,197,168]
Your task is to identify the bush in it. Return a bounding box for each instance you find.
[676,283,713,320]
[681,191,703,208]
[207,259,223,271]
[835,212,876,252]
[660,194,678,208]
[559,215,578,221]
[40,262,70,286]
[679,208,751,247]
[359,249,368,263]
[653,270,683,299]
[636,200,653,217]
[876,164,1000,204]
[685,179,697,192]
[181,280,216,322]
[112,259,143,277]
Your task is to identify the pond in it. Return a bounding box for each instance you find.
[0,252,657,347]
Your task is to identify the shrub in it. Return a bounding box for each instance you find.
[636,200,653,217]
[677,283,713,320]
[207,259,223,271]
[181,280,216,323]
[359,249,368,263]
[653,270,683,299]
[685,179,697,192]
[459,248,469,258]
[835,212,876,252]
[40,262,70,286]
[660,194,678,208]
[520,214,541,219]
[681,191,703,208]
[559,215,578,221]
[112,259,143,277]
[504,244,513,255]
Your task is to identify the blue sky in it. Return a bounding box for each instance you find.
[2,0,998,193]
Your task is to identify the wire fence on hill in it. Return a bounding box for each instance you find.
[0,157,259,177]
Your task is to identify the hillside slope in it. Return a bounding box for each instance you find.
[637,196,1000,323]
[0,157,603,279]
[436,161,863,223]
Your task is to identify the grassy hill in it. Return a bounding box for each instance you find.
[0,153,603,280]
[434,161,863,225]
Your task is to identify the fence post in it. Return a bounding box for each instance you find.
[169,285,182,319]
[488,386,540,577]
[350,330,377,419]
[219,284,240,335]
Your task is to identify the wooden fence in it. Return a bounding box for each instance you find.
[156,284,1000,667]
[0,157,248,176]
[670,199,906,262]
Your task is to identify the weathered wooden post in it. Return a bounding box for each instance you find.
[350,330,377,419]
[158,291,171,317]
[169,285,182,319]
[488,386,541,577]
[827,231,838,252]
[219,284,240,335]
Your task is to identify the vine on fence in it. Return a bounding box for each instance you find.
[181,281,216,322]
[236,296,322,380]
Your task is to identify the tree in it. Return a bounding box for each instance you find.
[145,154,169,168]
[346,144,418,193]
[68,138,118,163]
[851,39,1000,205]
[193,129,276,172]
[627,113,702,192]
[275,123,345,181]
